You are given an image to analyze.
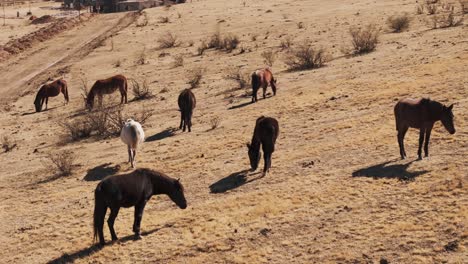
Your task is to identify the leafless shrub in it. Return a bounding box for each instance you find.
[460,0,468,13]
[131,79,153,100]
[173,54,184,67]
[44,150,75,176]
[387,13,411,32]
[416,4,425,14]
[202,30,240,53]
[136,47,147,65]
[209,116,221,130]
[225,67,250,89]
[59,118,94,141]
[261,50,277,66]
[79,76,89,108]
[284,43,328,71]
[1,135,17,152]
[280,36,293,50]
[187,68,204,89]
[158,16,170,23]
[297,21,304,29]
[136,12,148,27]
[426,2,438,14]
[349,24,379,54]
[220,34,240,52]
[158,32,180,49]
[431,10,464,28]
[197,40,209,55]
[207,31,222,48]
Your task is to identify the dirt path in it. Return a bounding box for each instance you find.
[0,12,138,103]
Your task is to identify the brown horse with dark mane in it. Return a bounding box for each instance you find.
[93,168,187,246]
[86,74,128,110]
[247,116,279,177]
[394,98,455,160]
[34,79,69,112]
[178,89,196,132]
[251,68,277,103]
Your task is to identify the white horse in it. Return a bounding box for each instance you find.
[120,119,145,168]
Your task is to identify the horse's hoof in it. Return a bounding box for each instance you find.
[134,234,142,240]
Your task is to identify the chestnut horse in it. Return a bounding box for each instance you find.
[178,89,196,132]
[93,168,187,246]
[394,98,455,160]
[86,74,128,110]
[247,116,279,177]
[251,68,277,103]
[34,79,69,112]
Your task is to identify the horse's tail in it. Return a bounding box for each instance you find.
[34,86,44,112]
[394,103,400,131]
[93,184,106,245]
[251,72,260,90]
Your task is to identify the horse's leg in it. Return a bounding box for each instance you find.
[187,111,193,132]
[182,112,187,132]
[131,149,137,168]
[424,124,433,158]
[262,83,268,99]
[45,97,49,110]
[417,128,425,160]
[98,95,103,108]
[133,201,147,239]
[179,111,184,130]
[397,125,408,159]
[107,206,120,241]
[263,151,272,177]
[127,146,132,163]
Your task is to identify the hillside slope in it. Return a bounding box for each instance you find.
[0,0,466,263]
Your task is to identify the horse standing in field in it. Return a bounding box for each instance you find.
[34,79,69,112]
[93,168,187,246]
[85,74,128,110]
[247,116,279,177]
[120,119,145,168]
[394,98,456,160]
[178,89,196,132]
[251,68,277,103]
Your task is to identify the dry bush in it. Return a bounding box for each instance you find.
[225,67,250,89]
[207,31,222,48]
[45,150,75,176]
[79,76,89,108]
[284,43,328,71]
[136,12,148,27]
[202,30,240,53]
[59,118,94,141]
[131,79,153,100]
[261,50,277,67]
[416,4,425,14]
[158,16,170,23]
[1,135,17,152]
[187,68,204,89]
[426,2,438,14]
[297,21,304,29]
[349,24,379,54]
[430,10,464,28]
[136,47,147,65]
[221,34,240,52]
[387,13,411,32]
[197,40,209,55]
[209,116,221,130]
[173,54,184,67]
[158,32,180,49]
[280,36,293,50]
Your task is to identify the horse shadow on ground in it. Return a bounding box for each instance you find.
[352,159,429,181]
[209,169,263,193]
[146,127,177,142]
[47,226,164,264]
[21,107,58,116]
[228,101,252,110]
[83,163,121,181]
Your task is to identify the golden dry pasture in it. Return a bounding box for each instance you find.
[0,0,467,263]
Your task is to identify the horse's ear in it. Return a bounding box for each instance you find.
[447,104,454,111]
[246,143,251,149]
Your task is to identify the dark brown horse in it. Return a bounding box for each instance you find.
[34,79,69,112]
[178,89,196,132]
[86,74,128,110]
[394,98,455,160]
[251,68,277,103]
[93,168,187,246]
[247,116,279,177]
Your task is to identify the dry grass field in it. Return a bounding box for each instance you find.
[0,0,467,263]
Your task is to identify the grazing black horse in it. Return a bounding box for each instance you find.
[247,116,279,177]
[93,168,187,246]
[394,98,455,160]
[178,89,196,132]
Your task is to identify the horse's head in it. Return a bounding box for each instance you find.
[247,143,261,171]
[441,104,455,134]
[168,179,187,209]
[84,94,94,110]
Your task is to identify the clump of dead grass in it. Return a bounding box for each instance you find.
[261,50,277,67]
[158,32,180,49]
[44,150,75,176]
[173,54,184,67]
[348,24,380,54]
[209,116,221,130]
[284,43,328,71]
[1,135,17,152]
[225,67,250,89]
[387,13,411,32]
[187,68,204,88]
[131,78,153,100]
